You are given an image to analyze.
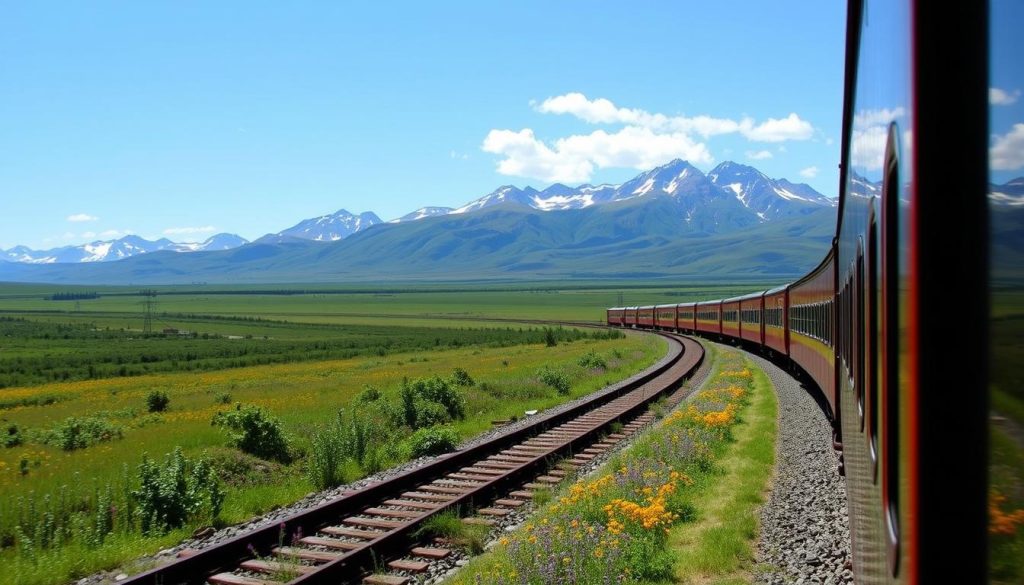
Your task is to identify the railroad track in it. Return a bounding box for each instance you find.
[124,333,704,585]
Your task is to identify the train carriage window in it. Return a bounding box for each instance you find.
[868,218,879,477]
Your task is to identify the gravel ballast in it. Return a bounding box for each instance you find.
[741,348,853,585]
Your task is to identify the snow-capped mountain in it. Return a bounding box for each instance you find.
[1,233,249,264]
[411,159,834,222]
[990,177,1024,206]
[275,209,382,241]
[707,161,835,220]
[392,207,454,223]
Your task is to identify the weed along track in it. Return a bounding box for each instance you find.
[120,332,703,585]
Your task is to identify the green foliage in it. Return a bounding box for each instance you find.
[356,385,382,403]
[145,389,170,413]
[42,416,123,451]
[3,423,23,448]
[577,350,607,369]
[413,399,451,428]
[536,365,571,395]
[133,448,224,535]
[544,327,558,347]
[211,404,291,463]
[408,425,459,457]
[450,367,475,387]
[214,392,232,405]
[307,409,393,489]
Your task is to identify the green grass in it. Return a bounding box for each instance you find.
[662,360,777,583]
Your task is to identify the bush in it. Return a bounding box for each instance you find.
[408,426,459,457]
[133,447,224,535]
[414,400,451,428]
[211,404,291,463]
[450,368,475,387]
[146,389,170,412]
[4,423,22,448]
[544,328,558,347]
[536,366,571,395]
[577,350,607,369]
[356,385,382,403]
[214,392,232,405]
[46,416,122,451]
[410,376,466,420]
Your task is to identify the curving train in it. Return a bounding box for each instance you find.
[606,1,994,583]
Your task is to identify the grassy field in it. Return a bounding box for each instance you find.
[990,288,1024,583]
[0,281,709,584]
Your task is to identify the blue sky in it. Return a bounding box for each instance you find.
[2,1,851,249]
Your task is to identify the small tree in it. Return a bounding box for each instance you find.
[146,390,170,412]
[211,404,291,463]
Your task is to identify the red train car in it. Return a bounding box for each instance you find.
[654,304,677,330]
[695,300,720,335]
[721,297,741,340]
[737,291,764,345]
[763,285,789,356]
[676,302,696,332]
[606,307,625,327]
[637,305,655,328]
[623,306,638,328]
[788,244,837,417]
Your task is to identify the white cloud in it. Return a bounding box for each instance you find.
[163,226,216,236]
[449,150,469,160]
[485,92,816,182]
[853,107,906,130]
[100,229,133,238]
[534,93,813,141]
[799,166,819,178]
[991,123,1024,170]
[745,150,773,160]
[61,232,76,240]
[742,113,814,142]
[67,213,98,222]
[990,87,1021,106]
[851,125,889,171]
[81,231,96,239]
[482,126,713,183]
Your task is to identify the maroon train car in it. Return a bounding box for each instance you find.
[623,306,638,328]
[695,300,721,335]
[676,302,696,332]
[637,305,655,328]
[762,284,789,356]
[654,304,677,330]
[721,296,741,340]
[606,307,625,327]
[788,245,837,416]
[737,291,765,345]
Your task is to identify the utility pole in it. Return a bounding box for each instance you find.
[141,290,156,334]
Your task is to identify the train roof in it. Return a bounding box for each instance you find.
[654,303,677,309]
[723,291,765,303]
[606,307,626,311]
[695,299,721,307]
[765,283,790,295]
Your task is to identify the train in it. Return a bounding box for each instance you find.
[607,1,994,583]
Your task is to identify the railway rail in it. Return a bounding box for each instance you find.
[123,332,704,585]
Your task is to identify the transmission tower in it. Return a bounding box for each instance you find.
[141,290,157,334]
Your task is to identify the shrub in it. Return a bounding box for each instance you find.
[146,389,170,412]
[536,366,571,395]
[413,400,451,428]
[214,392,232,405]
[577,350,607,369]
[408,425,459,457]
[133,447,224,535]
[450,367,475,387]
[544,328,558,347]
[4,423,22,448]
[356,385,382,403]
[410,376,466,420]
[46,416,122,451]
[211,404,291,463]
